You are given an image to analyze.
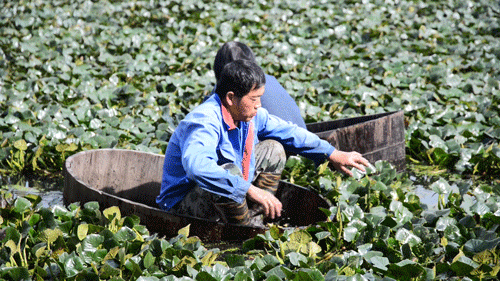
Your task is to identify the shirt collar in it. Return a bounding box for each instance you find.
[214,94,237,130]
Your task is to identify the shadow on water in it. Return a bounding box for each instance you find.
[0,172,64,208]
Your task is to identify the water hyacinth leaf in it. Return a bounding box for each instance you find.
[389,200,413,225]
[13,197,31,214]
[464,238,500,254]
[13,139,28,151]
[387,260,425,280]
[450,255,479,276]
[42,228,63,244]
[149,239,170,257]
[269,225,281,240]
[395,229,422,247]
[443,225,462,242]
[347,219,367,232]
[435,217,457,231]
[114,226,137,242]
[470,201,490,216]
[318,177,333,190]
[343,205,364,221]
[295,268,324,281]
[429,135,447,152]
[265,271,284,281]
[315,231,331,241]
[143,251,155,269]
[103,206,122,222]
[84,201,100,211]
[369,255,390,271]
[344,227,359,242]
[94,249,108,263]
[225,254,246,268]
[201,249,218,266]
[124,256,143,276]
[82,234,104,252]
[258,255,281,271]
[284,252,307,268]
[62,252,86,278]
[4,239,18,255]
[178,224,190,238]
[28,213,41,226]
[430,178,452,195]
[372,181,388,191]
[0,267,31,280]
[52,205,71,220]
[205,263,231,280]
[99,262,121,279]
[77,224,89,241]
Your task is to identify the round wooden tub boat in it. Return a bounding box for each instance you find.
[307,110,406,172]
[63,149,331,242]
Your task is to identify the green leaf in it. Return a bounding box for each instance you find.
[388,260,425,280]
[13,197,31,214]
[62,253,86,278]
[0,267,31,280]
[464,238,500,254]
[103,208,122,222]
[84,201,100,211]
[42,228,63,244]
[178,224,190,238]
[294,268,324,281]
[114,226,136,242]
[77,224,89,241]
[143,251,155,269]
[288,252,307,266]
[435,217,456,231]
[100,261,121,279]
[82,234,104,252]
[13,139,28,151]
[225,254,246,267]
[369,255,390,271]
[450,255,479,276]
[344,227,359,242]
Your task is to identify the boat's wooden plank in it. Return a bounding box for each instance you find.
[307,110,406,171]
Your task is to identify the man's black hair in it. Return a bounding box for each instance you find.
[216,59,265,100]
[214,41,256,82]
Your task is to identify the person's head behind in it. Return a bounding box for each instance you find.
[214,41,256,82]
[216,59,265,101]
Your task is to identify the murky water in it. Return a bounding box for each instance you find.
[0,174,64,208]
[408,174,440,210]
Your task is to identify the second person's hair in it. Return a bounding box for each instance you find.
[213,41,256,82]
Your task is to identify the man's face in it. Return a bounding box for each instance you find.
[229,86,264,122]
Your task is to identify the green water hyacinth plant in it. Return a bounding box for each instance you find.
[246,160,500,280]
[0,188,222,280]
[1,0,500,178]
[2,161,500,280]
[1,0,500,279]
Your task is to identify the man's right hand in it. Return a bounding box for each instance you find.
[247,185,282,219]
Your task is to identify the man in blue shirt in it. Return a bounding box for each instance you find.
[213,41,307,129]
[157,60,368,226]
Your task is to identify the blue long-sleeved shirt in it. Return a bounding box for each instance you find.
[156,94,335,211]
